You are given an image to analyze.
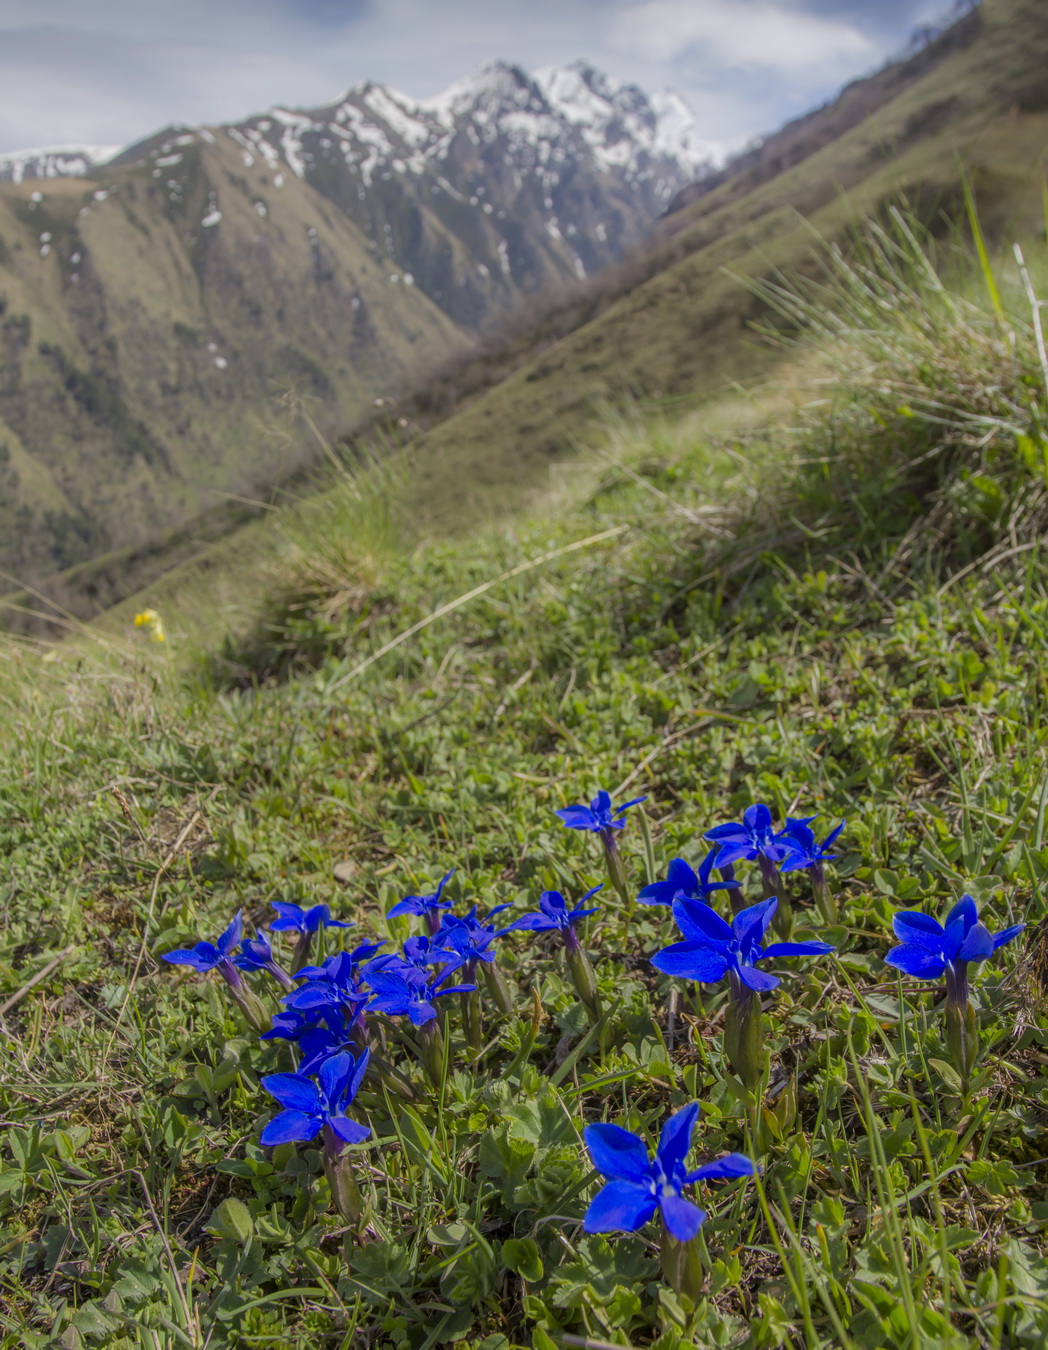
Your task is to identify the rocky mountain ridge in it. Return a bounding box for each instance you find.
[0,61,710,580]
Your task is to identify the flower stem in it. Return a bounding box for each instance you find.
[659,1218,705,1301]
[482,960,515,1016]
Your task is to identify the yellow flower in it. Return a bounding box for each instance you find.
[134,609,166,642]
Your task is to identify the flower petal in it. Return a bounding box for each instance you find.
[651,940,730,984]
[319,1052,353,1106]
[992,923,1025,951]
[656,1103,699,1178]
[584,1123,652,1183]
[957,921,994,964]
[555,805,598,831]
[732,897,778,947]
[216,911,243,959]
[891,911,945,950]
[162,946,217,970]
[327,1116,371,1145]
[736,963,780,992]
[261,1073,321,1113]
[689,1152,758,1182]
[659,1194,707,1242]
[945,893,979,934]
[260,1109,320,1145]
[671,896,733,944]
[582,1180,657,1234]
[884,944,946,980]
[743,803,773,835]
[761,941,835,959]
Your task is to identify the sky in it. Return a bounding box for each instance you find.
[0,0,964,158]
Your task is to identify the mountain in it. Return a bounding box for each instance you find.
[0,144,120,185]
[387,0,1048,534]
[0,63,710,582]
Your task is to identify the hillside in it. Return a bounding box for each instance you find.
[0,62,706,581]
[394,0,1048,531]
[3,196,1048,1346]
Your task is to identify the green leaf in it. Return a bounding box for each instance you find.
[502,1237,544,1283]
[206,1197,255,1243]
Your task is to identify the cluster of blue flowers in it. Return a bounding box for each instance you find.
[160,785,1025,1291]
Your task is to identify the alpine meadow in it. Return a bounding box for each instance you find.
[4,1,1048,1349]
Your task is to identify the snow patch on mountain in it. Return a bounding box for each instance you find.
[0,144,120,184]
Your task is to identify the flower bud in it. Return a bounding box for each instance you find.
[565,934,602,1025]
[482,961,515,1016]
[659,1217,704,1301]
[725,983,764,1092]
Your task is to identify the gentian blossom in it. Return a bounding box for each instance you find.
[433,905,511,968]
[387,870,456,935]
[269,902,353,934]
[583,1102,756,1241]
[885,893,1023,1091]
[284,944,386,1013]
[704,804,804,870]
[163,911,244,988]
[637,852,727,907]
[884,894,1023,1002]
[234,930,294,990]
[260,1049,371,1146]
[503,886,602,938]
[652,896,833,1089]
[556,790,647,834]
[366,966,475,1027]
[556,789,646,908]
[778,816,846,922]
[651,896,834,993]
[778,818,846,873]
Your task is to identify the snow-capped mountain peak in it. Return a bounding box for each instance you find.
[0,144,120,185]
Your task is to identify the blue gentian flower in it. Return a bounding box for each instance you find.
[284,943,386,1012]
[364,934,465,983]
[651,896,834,993]
[366,966,475,1026]
[556,790,646,834]
[234,930,294,990]
[163,911,243,986]
[433,905,512,967]
[583,1102,756,1240]
[260,1050,371,1146]
[270,902,353,934]
[387,870,456,935]
[885,894,1024,993]
[637,852,726,906]
[704,804,805,869]
[503,886,602,934]
[778,818,846,873]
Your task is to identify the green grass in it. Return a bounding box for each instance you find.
[4,220,1048,1349]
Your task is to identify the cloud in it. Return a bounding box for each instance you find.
[608,0,876,71]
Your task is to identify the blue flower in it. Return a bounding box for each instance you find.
[704,804,805,869]
[885,894,1024,984]
[583,1102,756,1241]
[433,905,512,966]
[503,886,602,933]
[234,931,275,972]
[162,911,243,980]
[269,901,353,934]
[556,790,647,834]
[260,1050,371,1147]
[778,818,846,874]
[284,943,386,1013]
[387,870,456,923]
[651,896,834,993]
[366,966,476,1027]
[637,852,727,907]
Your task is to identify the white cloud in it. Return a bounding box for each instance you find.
[608,0,876,71]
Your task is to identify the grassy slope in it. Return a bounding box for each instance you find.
[398,0,1048,533]
[3,217,1048,1347]
[0,137,465,580]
